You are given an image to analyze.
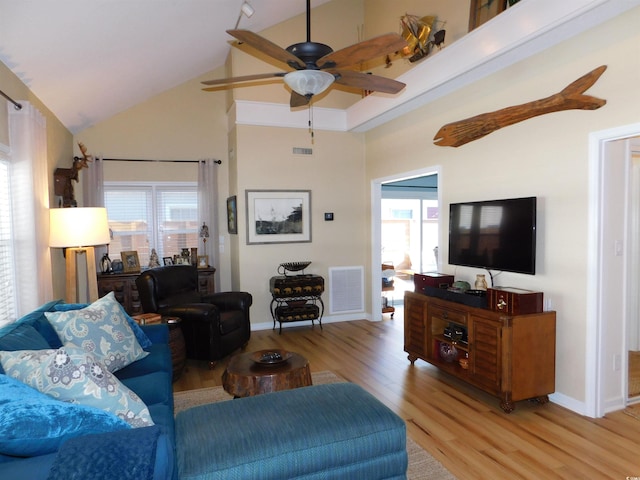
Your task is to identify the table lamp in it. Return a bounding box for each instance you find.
[50,207,110,303]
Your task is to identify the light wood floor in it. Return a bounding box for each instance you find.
[173,313,640,480]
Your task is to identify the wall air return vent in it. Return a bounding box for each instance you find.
[329,266,364,314]
[292,147,313,156]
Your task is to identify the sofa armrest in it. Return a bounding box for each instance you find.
[140,324,169,345]
[202,292,253,311]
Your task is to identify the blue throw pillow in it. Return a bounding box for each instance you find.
[0,374,130,457]
[54,300,152,350]
[45,292,149,372]
[0,346,155,429]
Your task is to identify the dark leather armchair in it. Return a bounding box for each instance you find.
[136,265,252,368]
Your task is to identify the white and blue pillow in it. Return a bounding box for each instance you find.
[45,292,148,373]
[0,345,154,429]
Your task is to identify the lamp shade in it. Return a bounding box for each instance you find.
[284,70,335,97]
[50,207,111,248]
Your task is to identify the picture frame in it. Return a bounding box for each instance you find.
[245,189,311,245]
[163,257,173,266]
[121,251,140,273]
[227,195,238,234]
[197,255,209,268]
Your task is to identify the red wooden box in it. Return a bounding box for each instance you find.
[414,273,455,293]
[487,287,543,315]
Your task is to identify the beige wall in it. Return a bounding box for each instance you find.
[365,7,640,405]
[233,125,366,326]
[0,62,74,301]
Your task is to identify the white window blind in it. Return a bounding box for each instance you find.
[0,157,17,326]
[104,183,198,266]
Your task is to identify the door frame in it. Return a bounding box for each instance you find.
[588,122,640,417]
[371,166,441,320]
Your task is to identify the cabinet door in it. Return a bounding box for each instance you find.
[404,293,427,359]
[197,269,216,295]
[470,315,501,393]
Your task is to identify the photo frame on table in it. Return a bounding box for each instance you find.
[227,195,238,234]
[121,251,140,273]
[245,189,311,245]
[163,257,173,266]
[197,255,209,268]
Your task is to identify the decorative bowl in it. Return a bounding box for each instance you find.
[278,261,312,275]
[251,349,292,365]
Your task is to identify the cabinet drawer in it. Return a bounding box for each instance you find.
[429,304,467,326]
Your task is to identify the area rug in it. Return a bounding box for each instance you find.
[174,371,456,480]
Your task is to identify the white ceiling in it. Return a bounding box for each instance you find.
[0,0,330,133]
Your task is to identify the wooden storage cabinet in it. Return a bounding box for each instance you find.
[98,267,216,315]
[404,291,556,412]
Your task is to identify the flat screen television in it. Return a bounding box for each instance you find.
[448,196,537,275]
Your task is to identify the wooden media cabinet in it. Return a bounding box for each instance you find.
[404,290,556,412]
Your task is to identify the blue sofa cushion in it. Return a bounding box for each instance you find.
[45,292,148,372]
[0,323,50,351]
[0,346,154,428]
[0,374,130,457]
[53,301,152,349]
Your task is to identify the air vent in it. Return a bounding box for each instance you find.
[329,266,364,314]
[293,147,313,155]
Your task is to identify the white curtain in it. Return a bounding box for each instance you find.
[198,159,220,291]
[82,156,108,264]
[8,101,52,314]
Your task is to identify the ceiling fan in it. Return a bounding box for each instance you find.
[201,0,408,107]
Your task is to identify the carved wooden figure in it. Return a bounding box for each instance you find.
[53,142,92,207]
[433,65,607,147]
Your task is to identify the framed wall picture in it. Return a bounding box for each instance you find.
[121,251,140,273]
[227,195,238,234]
[245,189,311,245]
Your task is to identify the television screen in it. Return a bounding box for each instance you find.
[448,196,537,275]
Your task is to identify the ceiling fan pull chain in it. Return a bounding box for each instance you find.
[308,105,315,144]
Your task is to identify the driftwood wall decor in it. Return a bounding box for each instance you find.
[433,65,607,148]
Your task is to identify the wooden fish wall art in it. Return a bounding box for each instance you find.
[433,65,607,147]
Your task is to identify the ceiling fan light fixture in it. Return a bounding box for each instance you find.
[284,70,335,97]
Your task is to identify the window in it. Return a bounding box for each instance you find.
[104,183,198,266]
[0,155,17,325]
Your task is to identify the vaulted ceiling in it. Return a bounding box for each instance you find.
[0,0,330,133]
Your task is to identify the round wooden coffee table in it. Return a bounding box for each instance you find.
[222,350,312,398]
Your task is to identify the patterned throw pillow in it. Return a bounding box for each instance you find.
[0,346,154,428]
[45,292,148,373]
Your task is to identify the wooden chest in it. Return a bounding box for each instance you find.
[487,287,543,315]
[414,273,455,293]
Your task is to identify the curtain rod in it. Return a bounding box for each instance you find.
[0,89,22,110]
[98,158,222,164]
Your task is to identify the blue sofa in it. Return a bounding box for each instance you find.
[0,300,176,480]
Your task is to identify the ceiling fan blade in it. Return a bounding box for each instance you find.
[201,73,285,89]
[227,29,306,69]
[317,33,407,69]
[332,70,406,94]
[290,91,310,108]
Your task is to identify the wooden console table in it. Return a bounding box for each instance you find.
[98,267,216,315]
[404,290,556,413]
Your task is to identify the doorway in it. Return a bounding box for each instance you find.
[371,168,440,319]
[588,124,640,416]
